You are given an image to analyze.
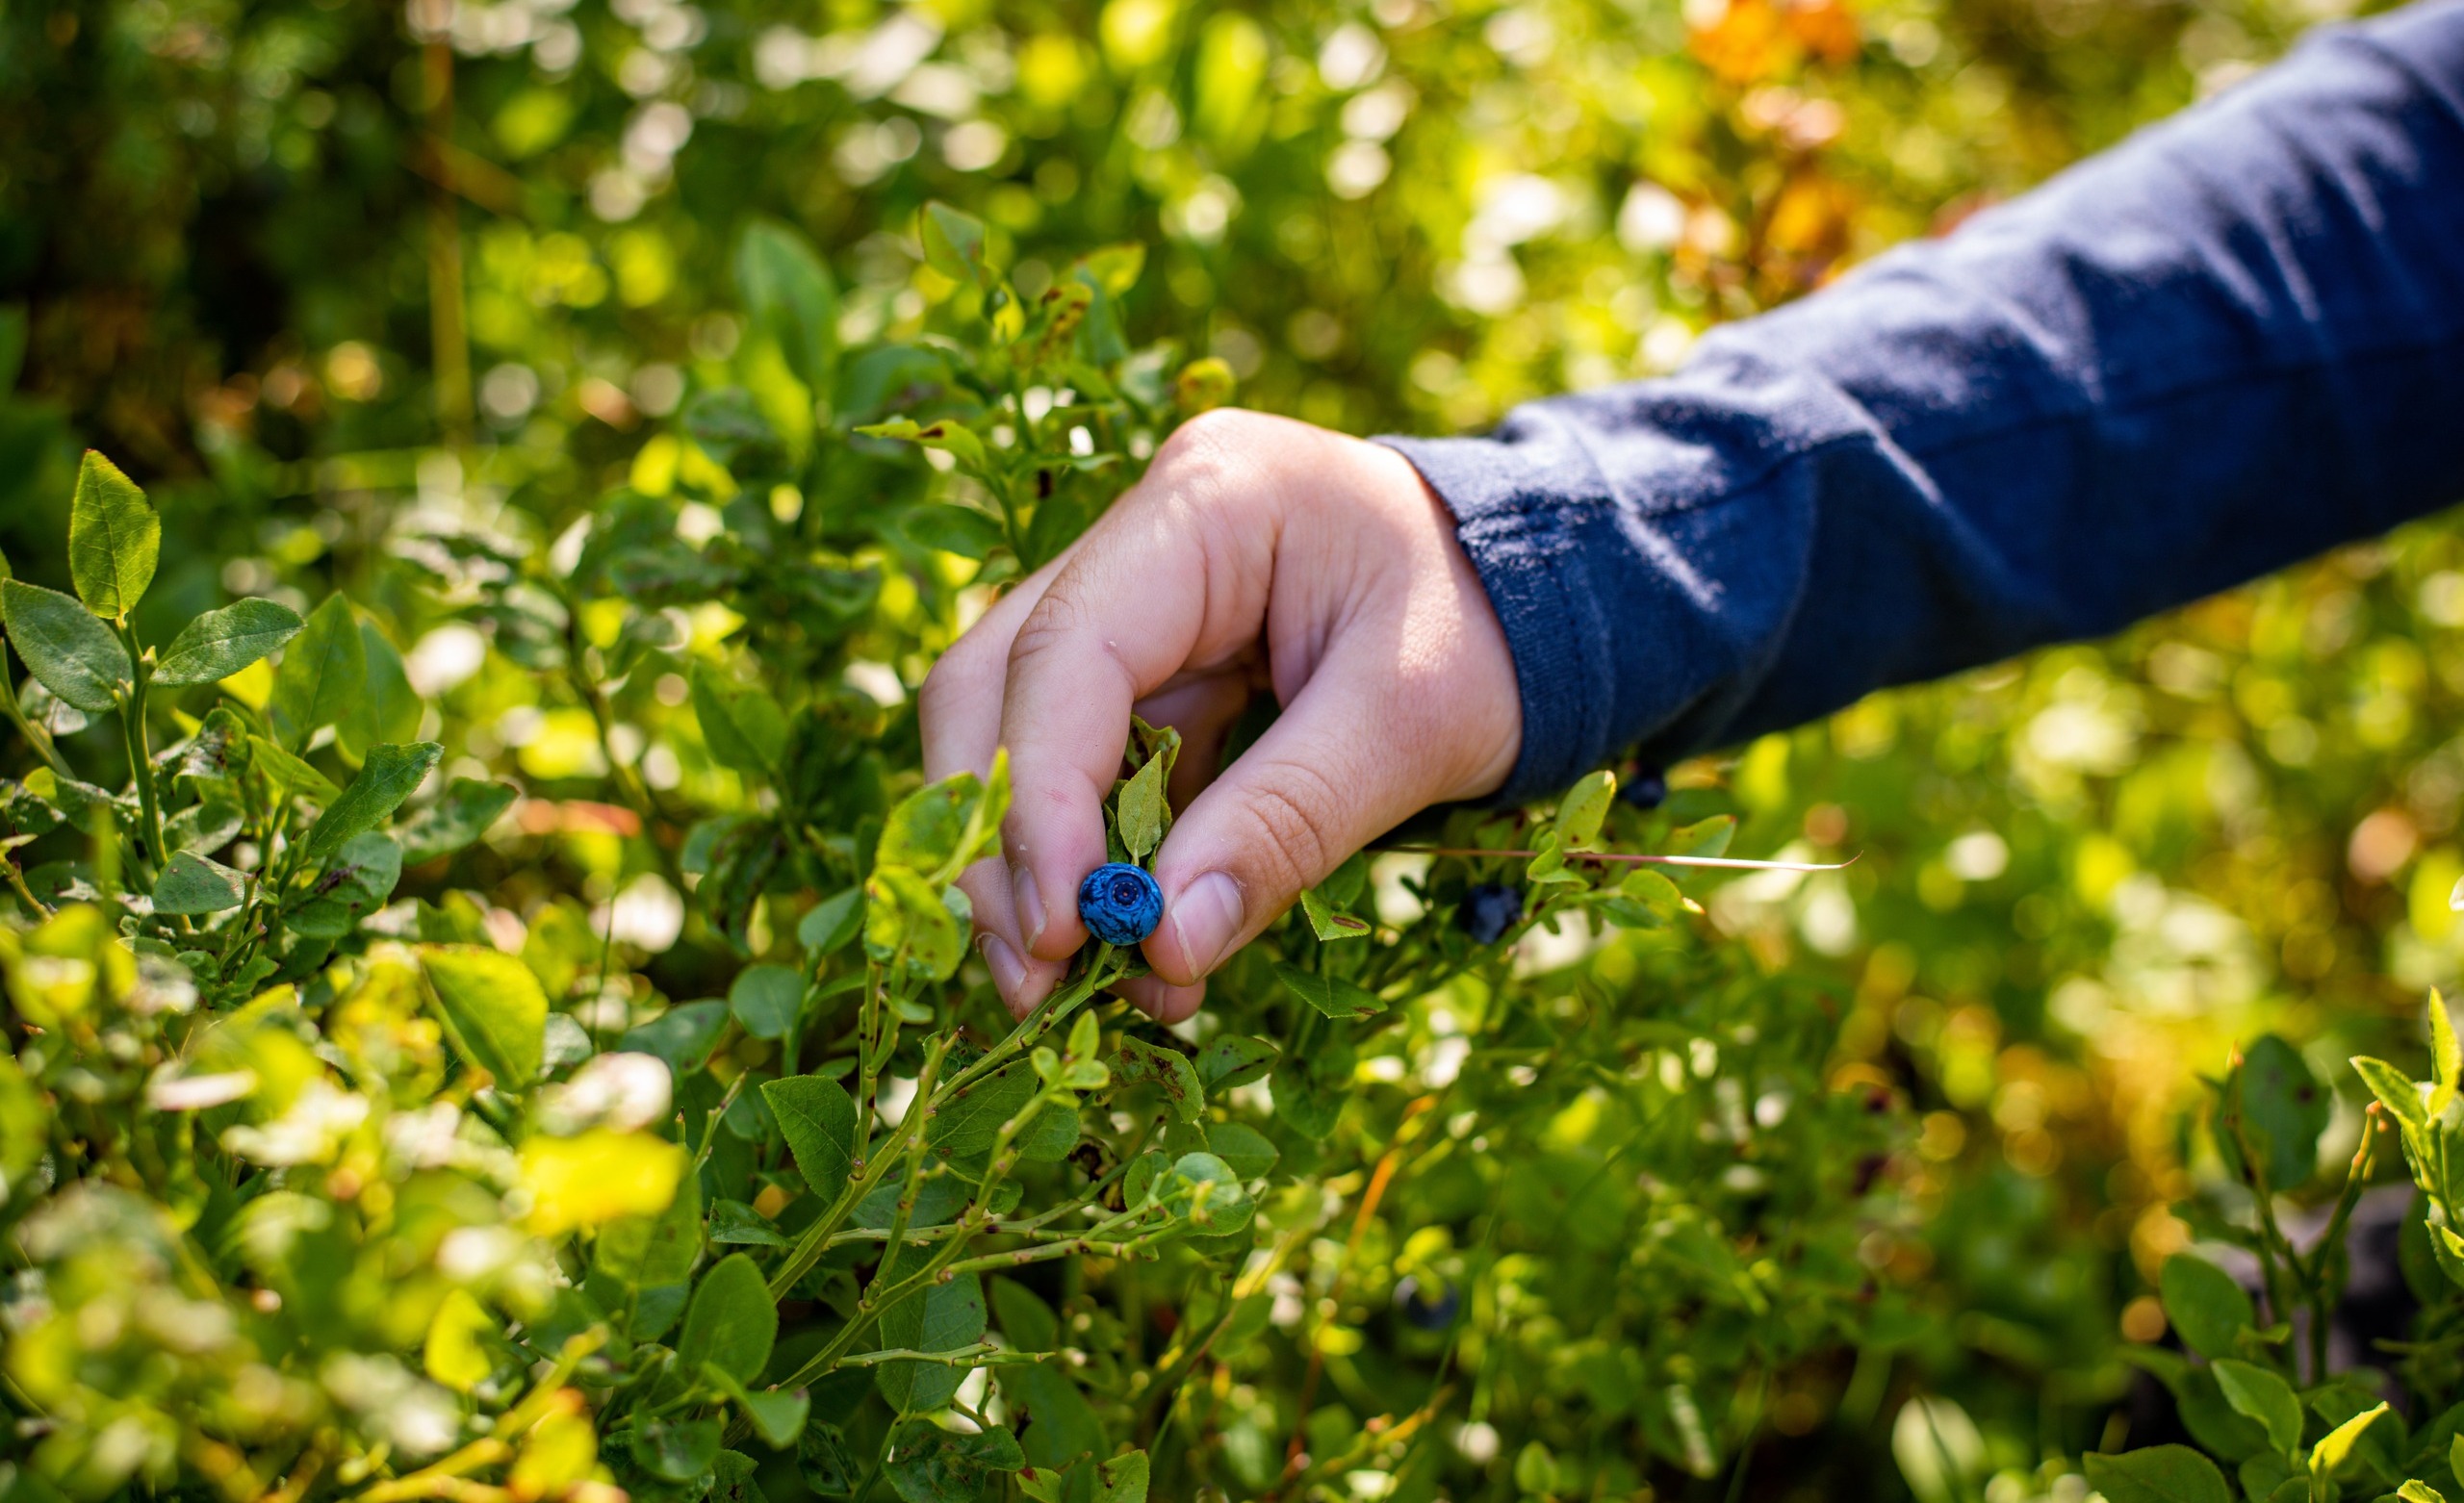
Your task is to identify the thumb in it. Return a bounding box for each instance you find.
[1141,645,1439,985]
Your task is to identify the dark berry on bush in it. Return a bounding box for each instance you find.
[1622,769,1668,809]
[1395,1275,1460,1330]
[1456,882,1522,945]
[1079,862,1165,946]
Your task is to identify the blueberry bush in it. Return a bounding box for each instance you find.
[3,0,2460,1500]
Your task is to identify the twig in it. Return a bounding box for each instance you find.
[828,1343,1054,1369]
[1373,844,1856,873]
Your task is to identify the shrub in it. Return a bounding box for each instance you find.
[0,213,1908,1502]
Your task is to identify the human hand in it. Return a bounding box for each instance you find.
[918,408,1523,1022]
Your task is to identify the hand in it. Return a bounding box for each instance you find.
[919,409,1522,1022]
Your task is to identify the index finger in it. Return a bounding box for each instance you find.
[997,419,1279,962]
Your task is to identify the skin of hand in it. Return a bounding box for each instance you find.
[919,408,1522,1023]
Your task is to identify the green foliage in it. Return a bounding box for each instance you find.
[0,0,2452,1497]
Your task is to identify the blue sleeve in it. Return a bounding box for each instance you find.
[1380,0,2464,802]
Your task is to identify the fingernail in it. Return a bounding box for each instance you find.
[1012,865,1046,951]
[1166,872,1245,980]
[979,932,1028,1002]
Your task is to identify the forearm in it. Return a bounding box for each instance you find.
[1386,0,2464,800]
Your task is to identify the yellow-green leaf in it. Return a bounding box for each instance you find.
[67,451,159,619]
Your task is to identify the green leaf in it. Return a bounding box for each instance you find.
[2353,1055,2430,1132]
[730,963,804,1040]
[799,887,864,955]
[1298,884,1371,941]
[710,1448,765,1503]
[622,1000,729,1074]
[2160,1254,2255,1361]
[799,1423,860,1497]
[706,1363,810,1450]
[301,741,440,862]
[2236,1034,2331,1189]
[765,1074,858,1198]
[997,1363,1103,1472]
[990,1278,1061,1352]
[896,504,1005,560]
[1555,770,1616,851]
[866,865,967,981]
[1668,815,1736,860]
[2212,1360,2303,1457]
[877,765,1006,881]
[395,778,520,865]
[1114,1035,1204,1123]
[1206,1121,1278,1181]
[2082,1446,2231,1503]
[693,666,789,777]
[875,1259,986,1414]
[919,201,990,285]
[153,599,304,685]
[269,595,369,749]
[1154,1151,1252,1227]
[1117,752,1168,861]
[707,1199,789,1248]
[2309,1402,2387,1477]
[342,620,423,760]
[595,1171,704,1289]
[152,851,248,914]
[1089,1451,1149,1503]
[247,734,343,803]
[855,417,988,470]
[678,1253,777,1384]
[287,831,403,938]
[1194,1033,1276,1089]
[928,1061,1040,1158]
[736,217,839,395]
[67,451,159,619]
[420,944,549,1088]
[1272,962,1382,1021]
[631,1418,722,1483]
[1,579,129,713]
[2399,1481,2451,1503]
[885,1416,1022,1503]
[2434,990,2460,1121]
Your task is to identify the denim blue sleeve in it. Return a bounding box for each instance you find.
[1380,0,2464,802]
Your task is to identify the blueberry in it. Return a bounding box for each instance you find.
[1395,1275,1460,1330]
[1078,862,1165,946]
[1621,769,1668,809]
[1455,882,1522,945]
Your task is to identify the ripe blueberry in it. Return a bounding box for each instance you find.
[1395,1276,1461,1330]
[1456,882,1522,945]
[1622,769,1668,809]
[1079,862,1165,946]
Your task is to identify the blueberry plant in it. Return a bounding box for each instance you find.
[2075,995,2464,1503]
[8,0,2460,1496]
[0,211,1916,1503]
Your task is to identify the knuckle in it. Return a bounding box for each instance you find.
[1005,588,1091,679]
[1233,759,1343,892]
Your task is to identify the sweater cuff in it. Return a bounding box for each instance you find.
[1375,427,1620,805]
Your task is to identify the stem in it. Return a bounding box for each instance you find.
[826,1342,1054,1369]
[855,956,891,1168]
[935,948,1117,1103]
[115,627,167,882]
[2,852,52,918]
[767,1037,950,1301]
[1372,844,1855,873]
[0,669,70,777]
[2301,1104,2385,1382]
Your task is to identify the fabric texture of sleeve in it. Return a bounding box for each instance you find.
[1379,0,2464,803]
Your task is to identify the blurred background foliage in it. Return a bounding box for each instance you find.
[0,0,2449,1494]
